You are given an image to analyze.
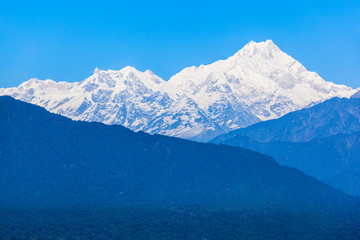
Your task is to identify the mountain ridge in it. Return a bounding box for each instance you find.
[2,95,360,239]
[210,97,360,196]
[1,95,358,208]
[211,97,360,143]
[0,40,356,141]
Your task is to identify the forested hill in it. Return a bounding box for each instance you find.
[1,96,360,239]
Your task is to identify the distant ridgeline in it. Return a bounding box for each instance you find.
[211,96,360,197]
[1,96,360,239]
[0,40,356,142]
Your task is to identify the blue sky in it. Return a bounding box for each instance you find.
[0,0,359,88]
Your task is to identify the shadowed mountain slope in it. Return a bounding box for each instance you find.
[211,97,360,197]
[2,96,360,239]
[212,97,360,143]
[0,95,358,210]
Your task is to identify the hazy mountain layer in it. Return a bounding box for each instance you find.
[212,97,360,143]
[211,97,360,196]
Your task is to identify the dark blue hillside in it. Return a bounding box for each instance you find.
[0,95,356,209]
[212,133,360,196]
[1,96,360,239]
[211,97,360,197]
[212,97,360,143]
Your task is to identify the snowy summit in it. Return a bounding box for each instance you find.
[0,40,356,141]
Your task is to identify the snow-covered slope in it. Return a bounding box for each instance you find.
[0,67,220,140]
[0,40,356,141]
[169,40,356,132]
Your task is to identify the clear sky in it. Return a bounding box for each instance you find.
[1,0,359,88]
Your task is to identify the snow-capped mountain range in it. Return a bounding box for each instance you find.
[0,40,356,141]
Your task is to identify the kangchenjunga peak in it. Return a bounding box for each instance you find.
[0,40,356,141]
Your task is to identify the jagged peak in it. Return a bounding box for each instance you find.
[93,67,101,74]
[265,39,276,45]
[120,66,138,73]
[16,78,71,91]
[20,78,49,87]
[26,78,42,83]
[85,66,165,87]
[169,40,285,81]
[236,39,281,57]
[92,66,148,76]
[242,39,277,49]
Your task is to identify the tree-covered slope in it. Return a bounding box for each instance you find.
[1,95,354,209]
[1,96,360,239]
[211,97,360,197]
